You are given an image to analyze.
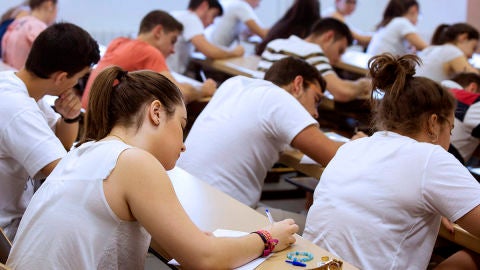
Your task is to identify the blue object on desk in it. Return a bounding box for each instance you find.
[285,260,307,267]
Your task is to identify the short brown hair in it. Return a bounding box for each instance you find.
[139,10,183,35]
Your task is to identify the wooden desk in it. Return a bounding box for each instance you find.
[153,167,358,270]
[278,150,324,180]
[334,50,371,76]
[191,53,264,79]
[438,223,480,254]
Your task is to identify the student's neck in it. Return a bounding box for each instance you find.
[15,69,49,101]
[31,9,49,24]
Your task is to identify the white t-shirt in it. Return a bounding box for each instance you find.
[167,10,205,74]
[177,76,317,207]
[7,140,151,269]
[416,44,465,82]
[0,71,65,240]
[367,17,417,56]
[206,0,260,47]
[303,131,480,270]
[450,92,480,162]
[258,35,335,77]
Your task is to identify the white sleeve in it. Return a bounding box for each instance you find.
[235,1,259,23]
[395,18,417,37]
[0,109,66,178]
[422,147,480,222]
[259,89,317,145]
[464,102,480,138]
[182,13,206,41]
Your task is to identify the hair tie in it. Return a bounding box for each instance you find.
[113,70,128,87]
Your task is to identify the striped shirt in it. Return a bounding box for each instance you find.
[258,35,334,76]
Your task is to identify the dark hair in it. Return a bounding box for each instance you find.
[139,10,183,35]
[79,66,184,145]
[188,0,223,16]
[29,0,57,10]
[25,22,100,79]
[451,72,480,89]
[430,23,479,45]
[264,57,326,92]
[255,0,320,55]
[310,18,353,46]
[377,0,418,29]
[368,53,455,134]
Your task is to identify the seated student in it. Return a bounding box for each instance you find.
[178,57,363,232]
[81,10,216,109]
[206,0,268,47]
[303,53,480,270]
[0,1,29,56]
[258,18,371,102]
[417,23,479,83]
[255,0,320,56]
[0,22,100,241]
[1,0,58,69]
[443,73,480,165]
[167,0,245,74]
[7,66,298,269]
[322,0,371,47]
[366,0,427,56]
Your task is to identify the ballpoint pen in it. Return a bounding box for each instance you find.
[265,208,275,224]
[199,70,207,82]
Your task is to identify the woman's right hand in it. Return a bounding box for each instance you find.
[265,219,298,252]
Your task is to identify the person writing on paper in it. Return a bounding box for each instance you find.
[168,0,245,74]
[416,23,479,83]
[178,57,364,233]
[366,0,427,56]
[7,66,298,269]
[207,0,268,47]
[322,0,371,48]
[258,18,371,102]
[81,10,216,109]
[303,53,480,270]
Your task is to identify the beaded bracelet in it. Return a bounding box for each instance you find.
[251,230,278,257]
[286,251,314,262]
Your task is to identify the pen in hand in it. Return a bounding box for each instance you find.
[265,208,275,224]
[199,70,207,82]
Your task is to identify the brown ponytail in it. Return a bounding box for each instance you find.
[431,23,479,45]
[78,66,183,146]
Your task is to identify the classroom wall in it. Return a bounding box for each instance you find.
[0,0,471,45]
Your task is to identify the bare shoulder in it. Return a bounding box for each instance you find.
[114,148,168,184]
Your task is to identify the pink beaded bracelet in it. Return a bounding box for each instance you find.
[251,230,279,257]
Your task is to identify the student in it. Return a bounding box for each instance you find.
[444,73,480,165]
[255,0,320,56]
[206,0,268,47]
[6,66,298,269]
[0,22,100,241]
[0,1,29,56]
[322,0,371,47]
[178,57,362,232]
[258,18,371,102]
[1,0,58,69]
[167,0,245,74]
[303,53,480,270]
[81,10,216,108]
[366,0,427,56]
[417,23,479,82]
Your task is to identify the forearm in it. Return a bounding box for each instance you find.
[177,82,202,103]
[55,119,79,150]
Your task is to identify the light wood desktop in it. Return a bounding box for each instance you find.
[335,50,371,76]
[278,150,323,180]
[438,223,480,254]
[151,167,359,270]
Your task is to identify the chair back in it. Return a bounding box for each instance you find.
[0,228,11,264]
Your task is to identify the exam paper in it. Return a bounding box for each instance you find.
[168,229,270,269]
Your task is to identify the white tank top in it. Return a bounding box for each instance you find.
[7,140,151,270]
